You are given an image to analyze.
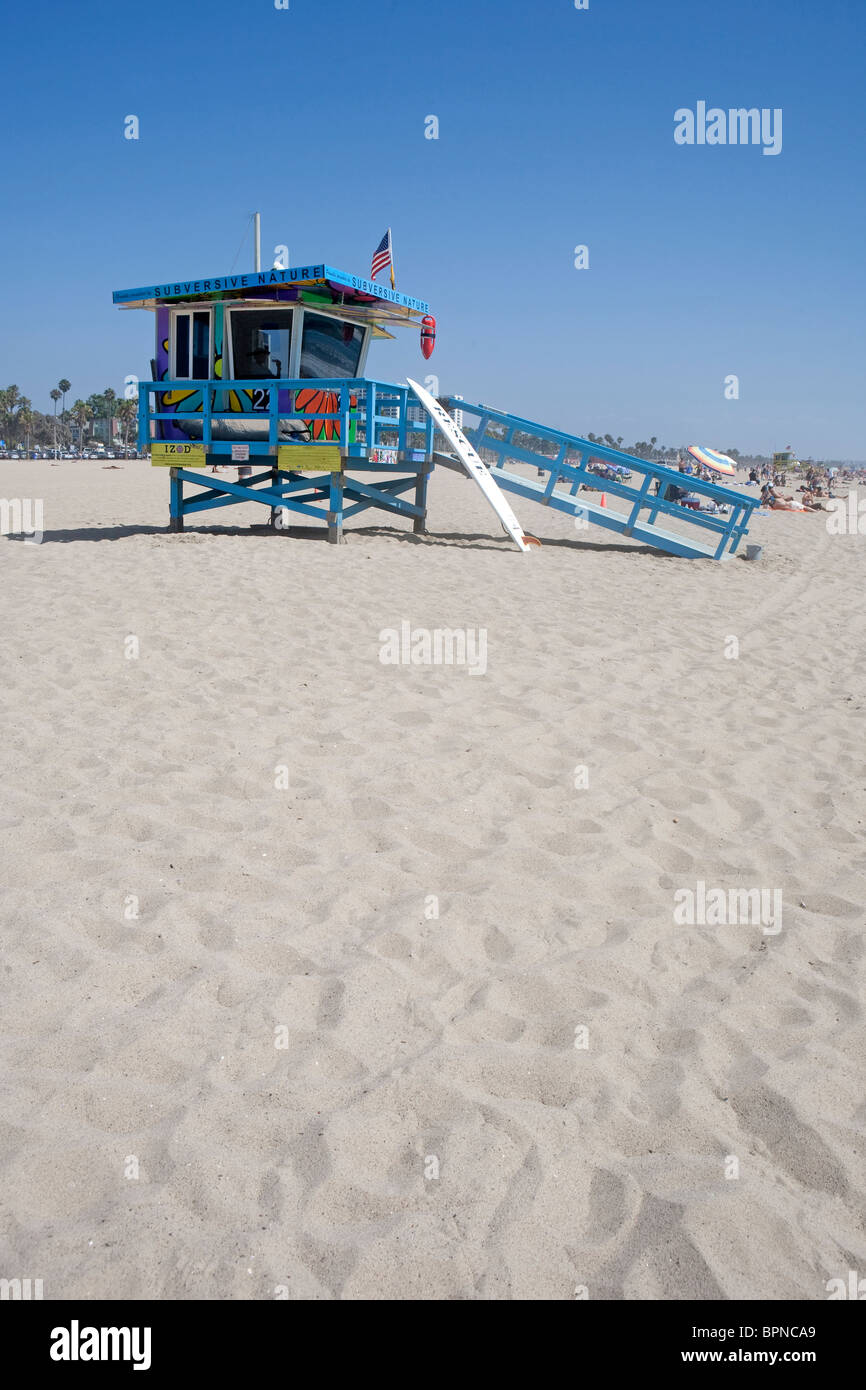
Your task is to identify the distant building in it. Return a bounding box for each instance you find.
[92,417,122,445]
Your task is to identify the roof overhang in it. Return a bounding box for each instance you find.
[112,263,429,331]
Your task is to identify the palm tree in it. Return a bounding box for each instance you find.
[57,379,71,447]
[49,388,61,456]
[117,398,137,452]
[0,385,20,445]
[650,436,657,458]
[17,397,34,452]
[73,399,93,451]
[104,387,117,447]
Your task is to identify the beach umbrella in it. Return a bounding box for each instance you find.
[687,444,736,476]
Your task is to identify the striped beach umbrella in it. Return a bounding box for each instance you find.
[687,444,737,476]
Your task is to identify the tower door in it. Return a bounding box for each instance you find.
[172,309,212,380]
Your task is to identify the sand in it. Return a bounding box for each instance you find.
[1,459,864,1301]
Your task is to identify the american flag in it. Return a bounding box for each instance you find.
[370,228,395,289]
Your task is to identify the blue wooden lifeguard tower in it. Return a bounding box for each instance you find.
[113,259,758,558]
[114,261,437,543]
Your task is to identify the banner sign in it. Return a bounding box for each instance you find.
[113,265,429,314]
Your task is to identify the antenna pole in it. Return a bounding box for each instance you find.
[254,212,261,272]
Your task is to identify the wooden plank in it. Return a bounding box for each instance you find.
[169,468,184,531]
[413,464,430,534]
[328,472,344,544]
[342,476,423,516]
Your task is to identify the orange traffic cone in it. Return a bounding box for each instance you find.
[599,493,606,507]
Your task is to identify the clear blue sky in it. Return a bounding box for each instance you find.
[1,0,863,458]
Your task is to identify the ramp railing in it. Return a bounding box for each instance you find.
[443,397,759,559]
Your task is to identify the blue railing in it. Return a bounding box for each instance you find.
[138,378,434,458]
[446,397,760,559]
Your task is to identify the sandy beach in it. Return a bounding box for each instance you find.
[1,458,864,1301]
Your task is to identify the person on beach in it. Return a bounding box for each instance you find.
[761,484,815,512]
[799,489,824,510]
[665,464,690,504]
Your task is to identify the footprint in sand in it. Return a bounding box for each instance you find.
[483,926,514,963]
[257,1169,284,1223]
[196,917,236,951]
[730,1083,850,1199]
[316,979,346,1030]
[586,1167,631,1243]
[388,710,433,727]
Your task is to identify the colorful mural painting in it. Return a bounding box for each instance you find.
[151,284,367,443]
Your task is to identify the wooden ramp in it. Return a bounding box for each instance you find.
[442,397,759,560]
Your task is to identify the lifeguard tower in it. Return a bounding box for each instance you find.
[113,262,438,542]
[114,257,760,559]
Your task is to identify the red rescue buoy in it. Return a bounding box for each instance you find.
[420,314,436,359]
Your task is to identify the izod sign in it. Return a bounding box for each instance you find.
[151,441,206,466]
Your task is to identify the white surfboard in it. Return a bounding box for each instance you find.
[407,378,529,552]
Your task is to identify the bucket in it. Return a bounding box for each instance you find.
[745,544,763,562]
